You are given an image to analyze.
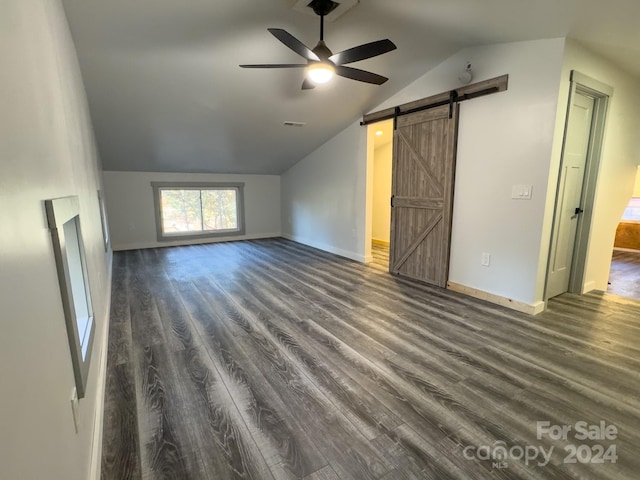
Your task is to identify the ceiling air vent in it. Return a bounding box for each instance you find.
[291,0,359,22]
[284,121,306,127]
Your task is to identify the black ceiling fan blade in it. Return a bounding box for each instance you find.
[329,39,397,66]
[301,78,316,90]
[268,28,320,62]
[335,66,389,85]
[240,64,307,69]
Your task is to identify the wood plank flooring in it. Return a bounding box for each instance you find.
[607,249,640,300]
[102,238,640,480]
[371,244,389,271]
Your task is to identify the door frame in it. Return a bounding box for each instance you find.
[545,71,613,298]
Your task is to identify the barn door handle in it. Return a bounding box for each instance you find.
[391,195,395,207]
[575,207,584,215]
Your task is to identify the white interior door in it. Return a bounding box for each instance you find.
[546,92,595,299]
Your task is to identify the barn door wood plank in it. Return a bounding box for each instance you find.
[389,104,459,287]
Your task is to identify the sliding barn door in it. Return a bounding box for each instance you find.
[389,104,459,287]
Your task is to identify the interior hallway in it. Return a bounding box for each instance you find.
[608,249,640,300]
[370,243,390,271]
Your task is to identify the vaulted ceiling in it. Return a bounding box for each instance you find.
[61,0,640,175]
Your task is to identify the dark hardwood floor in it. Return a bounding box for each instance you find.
[102,238,640,480]
[607,249,640,300]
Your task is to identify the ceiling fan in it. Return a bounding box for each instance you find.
[240,0,397,90]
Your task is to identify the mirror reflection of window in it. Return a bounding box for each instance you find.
[63,217,93,359]
[45,196,96,398]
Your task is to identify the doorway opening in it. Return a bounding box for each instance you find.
[368,119,393,271]
[608,165,640,300]
[365,105,460,286]
[546,71,613,300]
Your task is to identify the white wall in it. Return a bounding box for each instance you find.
[446,39,564,309]
[103,171,281,250]
[539,40,640,294]
[372,142,393,243]
[282,38,566,308]
[281,122,371,261]
[0,1,111,479]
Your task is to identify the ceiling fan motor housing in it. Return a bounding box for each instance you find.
[312,40,333,60]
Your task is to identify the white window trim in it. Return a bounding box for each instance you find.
[151,182,246,242]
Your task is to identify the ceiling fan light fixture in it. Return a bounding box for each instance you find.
[307,62,335,84]
[240,0,396,90]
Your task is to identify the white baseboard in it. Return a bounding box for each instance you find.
[581,280,597,294]
[282,233,368,263]
[89,250,113,480]
[112,232,281,251]
[447,281,546,315]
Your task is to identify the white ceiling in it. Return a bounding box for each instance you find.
[61,0,640,175]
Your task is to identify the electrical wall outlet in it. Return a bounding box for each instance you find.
[481,252,491,267]
[70,388,80,433]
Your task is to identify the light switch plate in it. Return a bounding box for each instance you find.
[512,184,533,200]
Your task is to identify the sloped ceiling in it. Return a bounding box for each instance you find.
[61,0,640,175]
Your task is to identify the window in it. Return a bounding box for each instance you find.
[45,195,95,399]
[152,182,245,241]
[622,197,640,222]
